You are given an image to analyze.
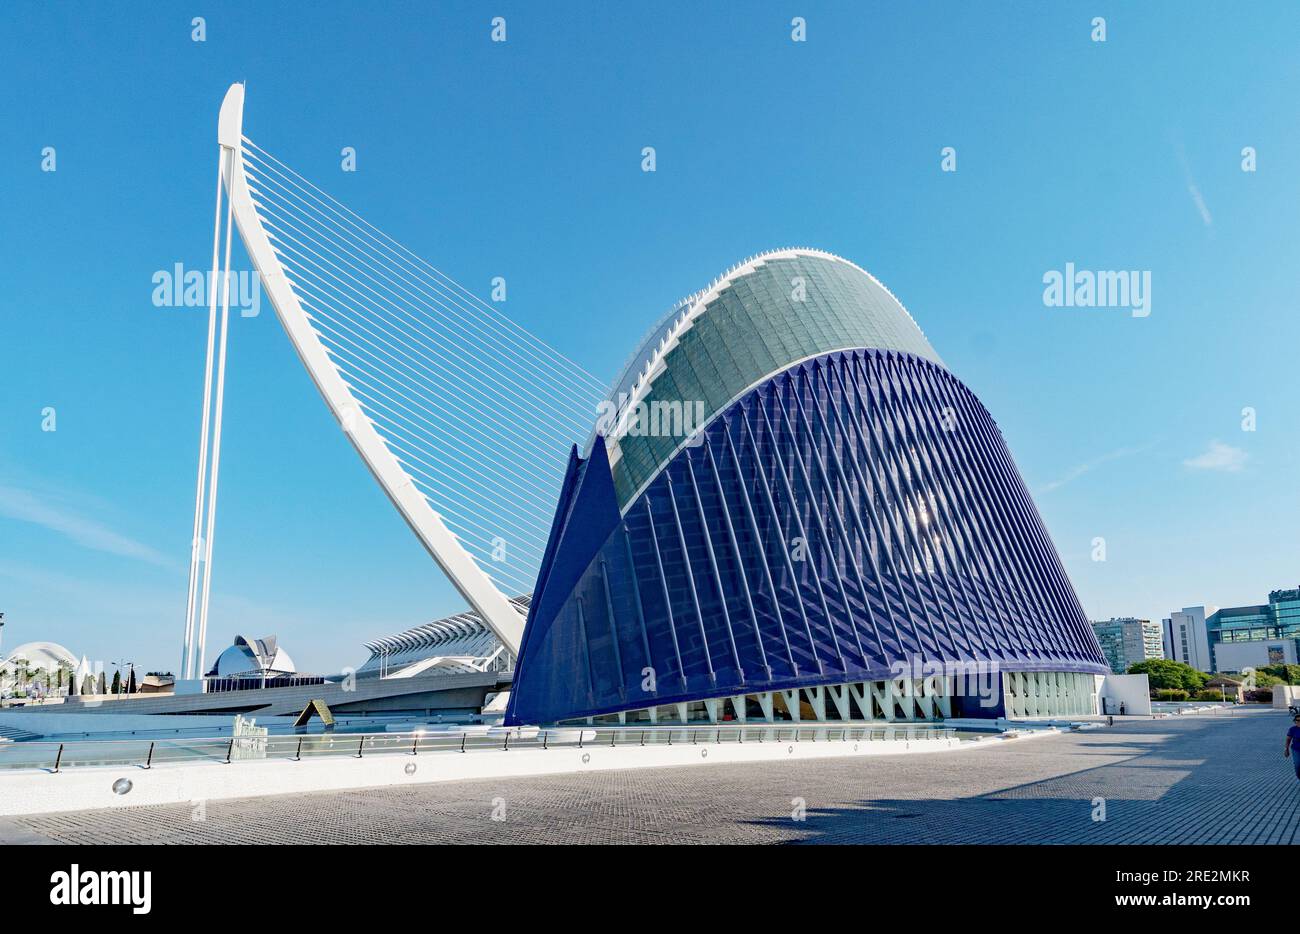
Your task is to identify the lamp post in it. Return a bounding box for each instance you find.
[112,660,135,697]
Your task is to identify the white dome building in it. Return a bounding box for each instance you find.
[2,641,77,673]
[206,635,297,680]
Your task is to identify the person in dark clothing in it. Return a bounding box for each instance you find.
[1285,715,1300,781]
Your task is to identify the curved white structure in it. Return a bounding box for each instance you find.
[1,641,78,672]
[208,634,297,678]
[212,84,526,656]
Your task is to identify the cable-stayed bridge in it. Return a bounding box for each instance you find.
[180,84,604,679]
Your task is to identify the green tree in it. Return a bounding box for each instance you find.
[1127,658,1208,692]
[126,668,137,694]
[110,670,121,695]
[97,671,106,695]
[1259,664,1300,685]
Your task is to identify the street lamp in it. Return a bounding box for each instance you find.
[112,660,135,698]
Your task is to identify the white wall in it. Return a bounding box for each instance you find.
[1098,673,1151,716]
[1273,685,1300,709]
[1214,640,1297,673]
[0,727,1049,817]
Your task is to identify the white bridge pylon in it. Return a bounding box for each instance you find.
[183,83,604,669]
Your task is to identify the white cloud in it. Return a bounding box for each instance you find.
[1183,440,1247,473]
[0,482,172,567]
[1037,442,1157,494]
[1174,141,1213,228]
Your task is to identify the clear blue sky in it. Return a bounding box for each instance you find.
[1,1,1297,674]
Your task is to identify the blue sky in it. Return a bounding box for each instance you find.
[1,1,1297,674]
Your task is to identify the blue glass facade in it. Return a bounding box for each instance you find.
[506,347,1108,725]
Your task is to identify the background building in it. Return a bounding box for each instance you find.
[355,597,527,680]
[1091,617,1163,673]
[1207,587,1300,672]
[1162,606,1214,671]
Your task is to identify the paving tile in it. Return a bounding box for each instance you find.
[7,710,1297,845]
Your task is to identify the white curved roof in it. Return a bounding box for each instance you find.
[596,248,942,505]
[2,641,77,671]
[602,248,935,436]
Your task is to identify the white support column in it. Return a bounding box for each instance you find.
[730,695,748,722]
[871,680,894,721]
[182,148,228,681]
[828,684,852,721]
[756,692,775,723]
[703,698,720,724]
[647,705,658,724]
[930,675,952,718]
[894,679,917,720]
[674,702,688,724]
[194,142,238,681]
[849,682,873,721]
[805,685,826,721]
[914,679,935,720]
[780,689,802,722]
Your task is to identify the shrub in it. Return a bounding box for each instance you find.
[1192,689,1226,702]
[1244,689,1273,703]
[1153,688,1189,702]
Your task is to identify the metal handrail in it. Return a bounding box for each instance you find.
[0,721,964,773]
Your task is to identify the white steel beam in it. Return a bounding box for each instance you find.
[216,84,526,655]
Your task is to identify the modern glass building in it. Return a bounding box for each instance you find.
[505,249,1109,726]
[1207,587,1300,671]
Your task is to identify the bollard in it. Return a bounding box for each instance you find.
[542,730,548,750]
[225,738,234,764]
[144,742,155,770]
[411,735,419,756]
[461,732,467,753]
[504,731,510,751]
[53,743,64,774]
[356,736,364,758]
[295,737,303,761]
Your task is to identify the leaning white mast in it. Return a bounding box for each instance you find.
[203,83,527,657]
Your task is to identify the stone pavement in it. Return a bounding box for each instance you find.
[3,709,1295,844]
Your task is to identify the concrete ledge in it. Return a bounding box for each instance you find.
[0,729,1058,817]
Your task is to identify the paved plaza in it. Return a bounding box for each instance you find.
[3,709,1296,844]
